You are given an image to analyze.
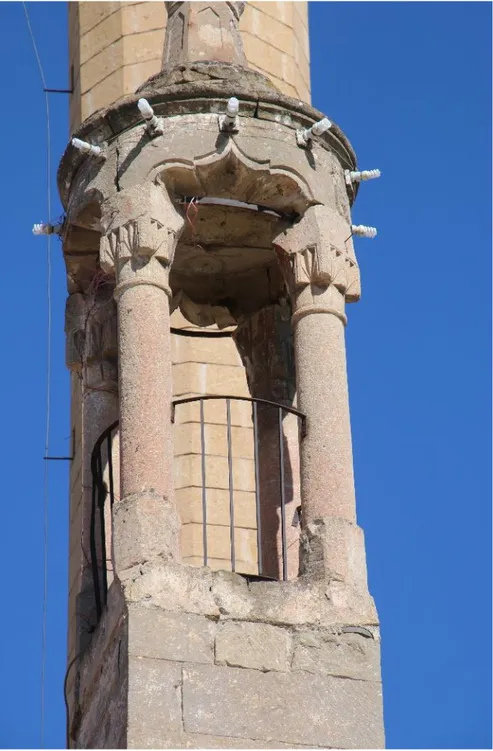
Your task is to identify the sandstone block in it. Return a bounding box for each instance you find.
[176,487,257,529]
[128,604,214,664]
[292,629,381,682]
[216,621,291,672]
[128,657,182,749]
[182,663,385,748]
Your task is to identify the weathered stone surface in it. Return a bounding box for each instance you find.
[215,621,291,672]
[128,603,215,664]
[113,491,182,573]
[182,663,385,748]
[292,629,381,682]
[127,657,182,749]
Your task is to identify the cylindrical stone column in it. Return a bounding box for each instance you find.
[100,182,185,574]
[274,205,361,528]
[293,283,355,524]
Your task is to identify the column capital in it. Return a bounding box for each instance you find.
[99,183,185,298]
[274,205,361,313]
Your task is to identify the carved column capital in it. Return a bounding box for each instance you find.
[99,183,185,298]
[274,205,361,326]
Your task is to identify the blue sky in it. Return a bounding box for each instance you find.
[0,1,490,749]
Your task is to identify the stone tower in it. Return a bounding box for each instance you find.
[62,2,384,748]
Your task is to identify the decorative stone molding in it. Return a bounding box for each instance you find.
[99,183,185,298]
[163,2,247,69]
[274,204,361,308]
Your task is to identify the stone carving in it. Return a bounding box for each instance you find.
[64,283,118,389]
[274,204,361,304]
[163,2,247,69]
[100,183,185,296]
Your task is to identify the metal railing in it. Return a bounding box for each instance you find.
[90,396,305,617]
[90,420,118,620]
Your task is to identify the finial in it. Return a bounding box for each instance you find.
[162,2,247,69]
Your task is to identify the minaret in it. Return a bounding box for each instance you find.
[62,3,384,748]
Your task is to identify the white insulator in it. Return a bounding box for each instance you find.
[138,98,154,120]
[352,224,377,239]
[310,117,332,137]
[137,98,164,135]
[226,97,239,118]
[220,97,240,130]
[347,169,381,184]
[32,223,61,236]
[71,138,105,159]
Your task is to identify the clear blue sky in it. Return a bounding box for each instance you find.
[0,2,490,748]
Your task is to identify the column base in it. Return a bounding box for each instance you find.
[113,490,182,575]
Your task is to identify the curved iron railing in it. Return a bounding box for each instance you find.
[90,396,305,618]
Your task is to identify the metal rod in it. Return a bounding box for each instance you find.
[44,88,73,94]
[200,399,208,567]
[107,432,115,509]
[279,407,288,582]
[43,456,73,461]
[90,459,102,620]
[253,400,262,576]
[226,398,235,572]
[173,394,306,423]
[98,452,108,607]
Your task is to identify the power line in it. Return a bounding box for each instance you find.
[22,4,52,748]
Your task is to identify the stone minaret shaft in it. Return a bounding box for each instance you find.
[63,2,384,748]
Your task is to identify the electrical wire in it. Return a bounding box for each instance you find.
[22,4,52,748]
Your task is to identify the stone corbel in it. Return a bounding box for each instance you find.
[99,182,185,298]
[274,205,361,318]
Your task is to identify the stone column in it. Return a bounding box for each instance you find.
[274,206,369,590]
[234,303,300,580]
[100,182,185,575]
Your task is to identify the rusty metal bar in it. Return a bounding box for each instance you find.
[226,398,235,572]
[200,399,208,567]
[279,406,288,581]
[253,400,262,576]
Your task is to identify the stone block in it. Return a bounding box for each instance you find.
[172,329,242,367]
[242,32,285,83]
[216,621,291,672]
[182,663,385,748]
[182,555,258,576]
[81,69,123,120]
[121,2,166,36]
[174,454,256,493]
[176,486,257,529]
[127,657,182,749]
[292,629,381,682]
[173,396,255,429]
[181,522,258,567]
[174,421,254,460]
[122,28,165,66]
[80,38,124,94]
[123,58,165,93]
[128,603,215,664]
[78,2,120,35]
[80,11,122,65]
[173,362,250,398]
